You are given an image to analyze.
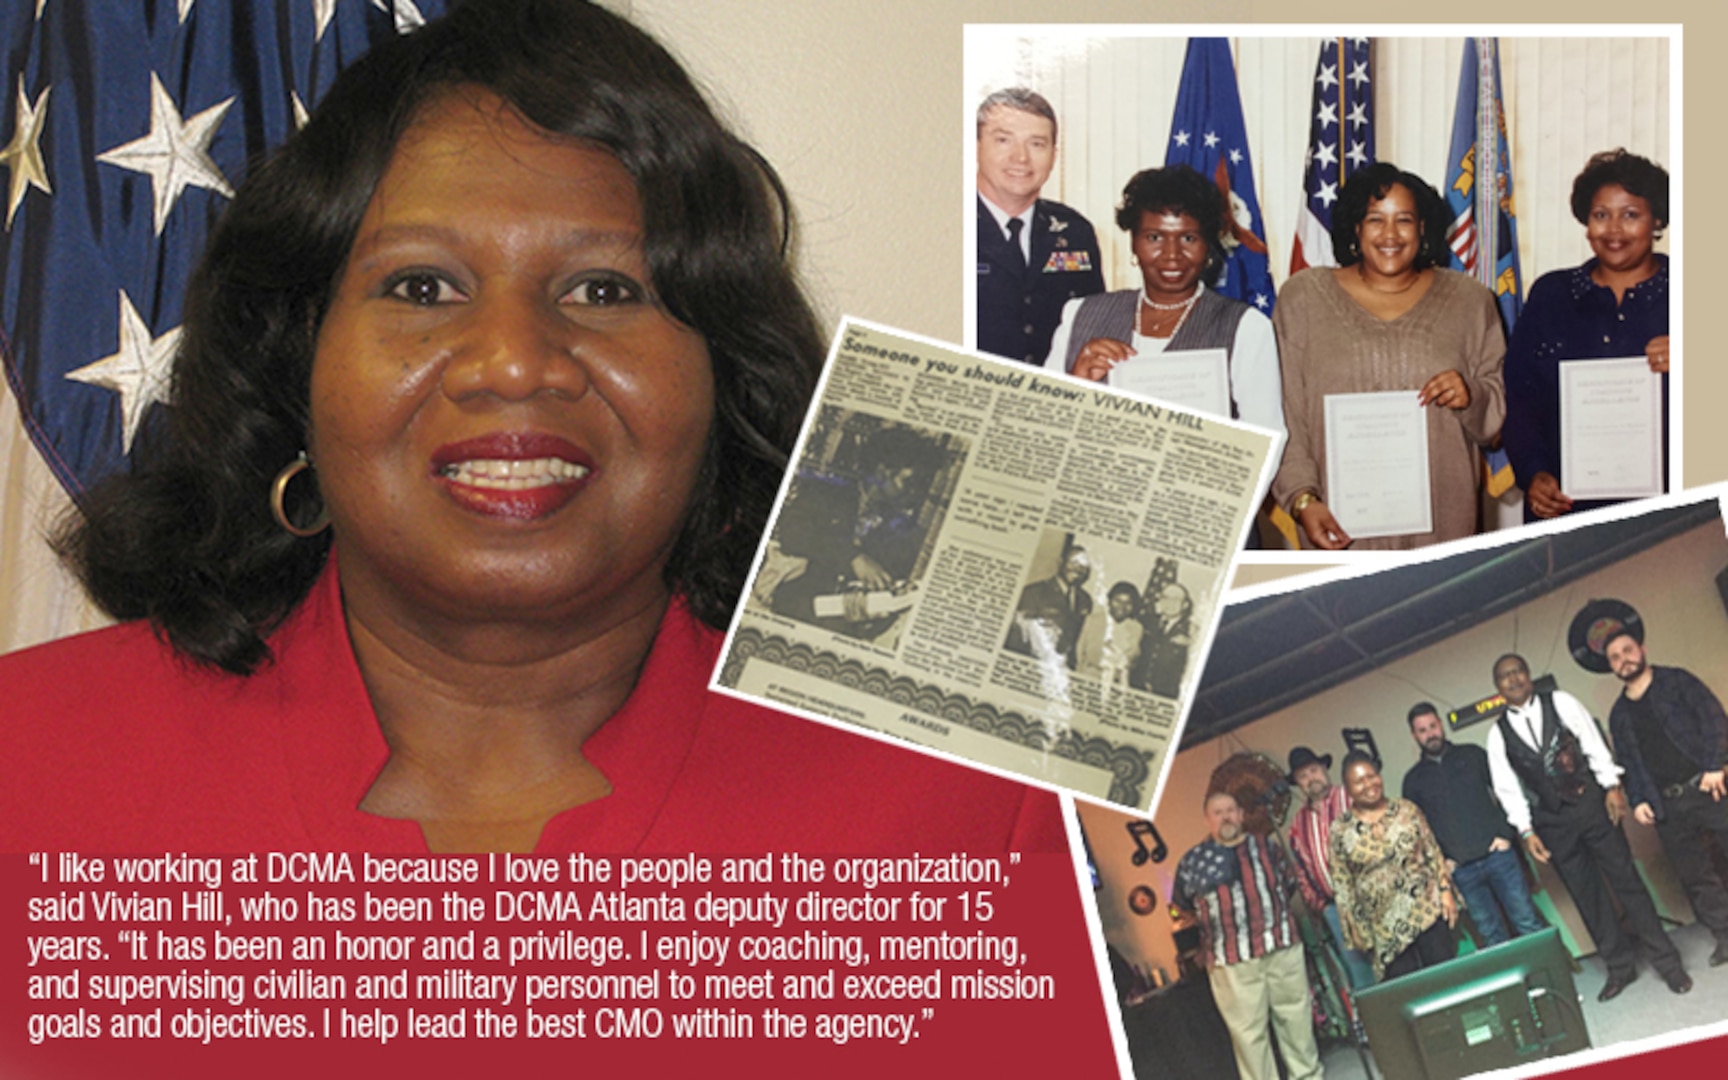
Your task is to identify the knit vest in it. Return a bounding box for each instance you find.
[1496,690,1595,817]
[1061,289,1249,419]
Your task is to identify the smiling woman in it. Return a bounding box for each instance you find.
[1044,165,1285,443]
[1329,752,1458,981]
[311,96,714,643]
[1502,149,1671,522]
[0,0,1064,859]
[1270,162,1506,551]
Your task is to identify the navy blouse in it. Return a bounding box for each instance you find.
[1502,255,1668,520]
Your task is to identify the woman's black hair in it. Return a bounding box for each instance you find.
[1570,148,1669,234]
[1329,162,1452,271]
[1341,749,1380,777]
[56,0,824,674]
[1113,166,1228,286]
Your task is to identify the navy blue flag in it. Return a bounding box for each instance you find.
[1163,37,1276,314]
[1444,37,1521,498]
[1289,37,1375,272]
[1,0,446,501]
[1445,38,1523,336]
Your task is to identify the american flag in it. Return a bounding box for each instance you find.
[1,0,446,504]
[1141,556,1178,604]
[1289,38,1375,273]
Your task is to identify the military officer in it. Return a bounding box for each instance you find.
[976,88,1104,366]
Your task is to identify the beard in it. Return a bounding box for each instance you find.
[1614,657,1648,682]
[1421,735,1444,755]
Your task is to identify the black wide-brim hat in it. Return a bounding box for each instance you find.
[1287,745,1333,782]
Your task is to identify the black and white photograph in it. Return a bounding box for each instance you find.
[1004,529,1204,702]
[752,408,964,650]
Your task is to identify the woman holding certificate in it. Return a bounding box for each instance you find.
[1044,166,1285,436]
[1271,163,1505,550]
[1503,150,1669,520]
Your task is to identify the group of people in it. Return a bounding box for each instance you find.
[1004,545,1194,698]
[976,88,1670,550]
[1172,632,1728,1080]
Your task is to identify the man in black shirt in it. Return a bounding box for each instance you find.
[1401,702,1546,947]
[1605,630,1728,966]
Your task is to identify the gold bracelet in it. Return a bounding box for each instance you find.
[1292,491,1319,516]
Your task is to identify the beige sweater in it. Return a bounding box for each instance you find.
[1271,268,1506,550]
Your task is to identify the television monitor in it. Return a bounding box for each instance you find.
[1354,927,1590,1080]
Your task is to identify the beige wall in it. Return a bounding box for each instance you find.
[1097,516,1728,975]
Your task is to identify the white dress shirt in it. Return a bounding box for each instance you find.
[979,193,1034,264]
[1485,688,1623,834]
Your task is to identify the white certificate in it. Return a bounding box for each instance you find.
[1560,357,1663,500]
[1109,348,1230,419]
[1324,391,1431,539]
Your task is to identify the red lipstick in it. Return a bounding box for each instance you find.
[430,433,595,521]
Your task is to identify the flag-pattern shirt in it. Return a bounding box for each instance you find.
[1173,833,1299,968]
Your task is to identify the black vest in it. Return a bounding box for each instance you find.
[1496,690,1596,818]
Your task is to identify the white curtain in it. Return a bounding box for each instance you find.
[0,382,108,653]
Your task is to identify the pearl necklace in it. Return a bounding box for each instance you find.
[1139,287,1200,340]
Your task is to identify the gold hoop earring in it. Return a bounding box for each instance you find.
[270,451,330,538]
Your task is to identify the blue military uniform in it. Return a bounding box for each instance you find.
[976,196,1104,366]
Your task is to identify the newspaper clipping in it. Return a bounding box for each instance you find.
[713,320,1280,810]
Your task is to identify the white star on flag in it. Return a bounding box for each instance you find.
[0,76,52,228]
[64,292,182,454]
[1346,140,1369,168]
[1316,102,1337,130]
[1253,293,1268,309]
[1348,101,1369,129]
[1317,180,1338,207]
[1348,60,1370,89]
[1229,148,1243,164]
[1173,130,1191,147]
[1203,131,1219,148]
[1314,141,1337,168]
[1317,63,1337,90]
[178,0,195,21]
[96,72,235,235]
